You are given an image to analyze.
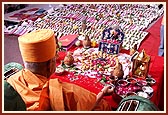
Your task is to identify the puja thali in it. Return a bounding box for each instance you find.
[72,48,131,78]
[114,77,155,100]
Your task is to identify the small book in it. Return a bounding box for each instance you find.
[58,34,78,51]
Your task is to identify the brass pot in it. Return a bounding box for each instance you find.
[64,52,74,66]
[112,63,124,80]
[83,35,91,48]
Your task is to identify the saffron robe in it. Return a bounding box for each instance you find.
[7,69,111,111]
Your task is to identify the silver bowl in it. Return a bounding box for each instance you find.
[126,77,137,85]
[117,79,128,87]
[146,77,156,86]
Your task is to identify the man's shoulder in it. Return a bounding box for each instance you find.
[7,69,25,80]
[6,69,34,84]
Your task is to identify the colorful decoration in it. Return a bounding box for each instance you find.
[98,26,124,54]
[132,49,151,79]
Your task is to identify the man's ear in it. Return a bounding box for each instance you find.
[46,59,52,72]
[49,60,53,72]
[47,57,56,73]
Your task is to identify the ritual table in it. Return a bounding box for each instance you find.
[50,45,164,110]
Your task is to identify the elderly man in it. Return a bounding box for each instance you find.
[6,29,114,111]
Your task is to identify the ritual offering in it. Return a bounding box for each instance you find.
[72,48,132,81]
[137,80,147,87]
[64,52,74,67]
[132,49,150,79]
[55,66,65,75]
[130,44,137,56]
[137,91,149,99]
[98,26,124,54]
[114,75,154,100]
[146,77,156,86]
[112,62,124,80]
[117,79,128,87]
[126,77,137,85]
[75,40,81,47]
[83,35,91,48]
[76,49,119,74]
[91,39,97,48]
[142,86,153,96]
[115,82,142,99]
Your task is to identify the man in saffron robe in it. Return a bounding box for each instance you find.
[5,29,114,111]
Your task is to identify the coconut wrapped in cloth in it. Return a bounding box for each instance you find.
[18,29,56,62]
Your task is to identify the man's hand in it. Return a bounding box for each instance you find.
[101,85,114,96]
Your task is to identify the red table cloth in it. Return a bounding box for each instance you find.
[50,46,164,110]
[50,16,164,110]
